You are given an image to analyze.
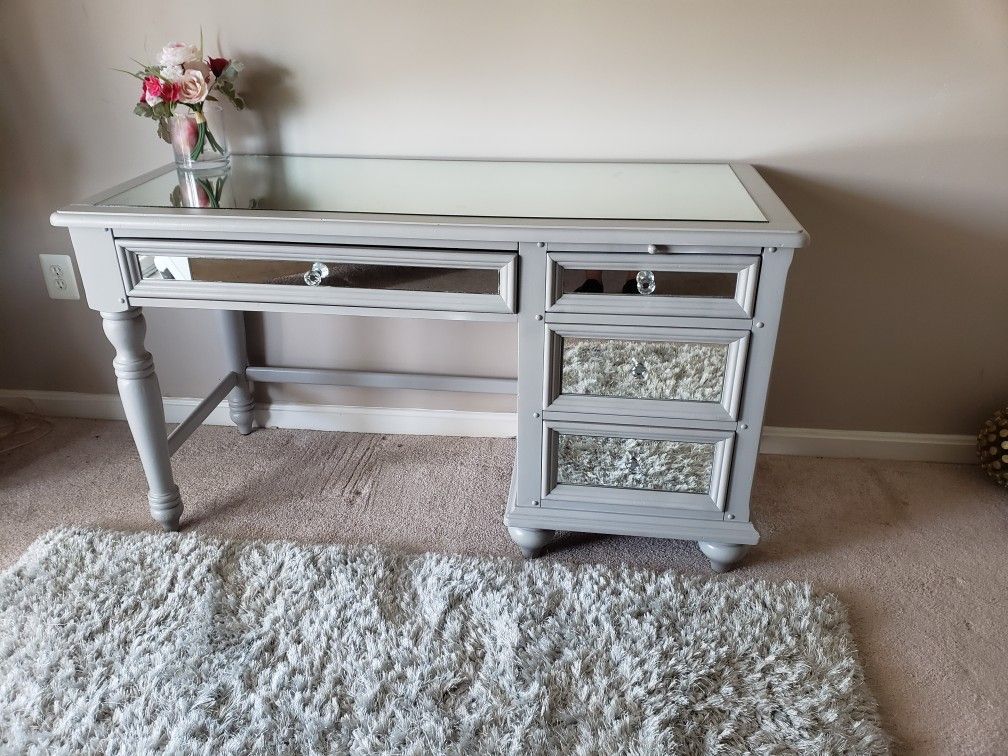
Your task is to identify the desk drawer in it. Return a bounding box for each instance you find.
[546,252,759,318]
[545,323,748,421]
[542,420,734,514]
[119,239,517,314]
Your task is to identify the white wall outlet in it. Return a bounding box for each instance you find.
[39,254,80,300]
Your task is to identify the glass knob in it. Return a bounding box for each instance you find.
[304,262,329,286]
[632,361,648,380]
[636,270,656,295]
[628,454,639,473]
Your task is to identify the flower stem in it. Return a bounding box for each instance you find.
[195,177,222,208]
[190,120,206,161]
[204,127,224,155]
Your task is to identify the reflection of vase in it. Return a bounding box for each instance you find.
[168,103,230,170]
[172,166,233,208]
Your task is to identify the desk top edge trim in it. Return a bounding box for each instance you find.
[51,158,808,248]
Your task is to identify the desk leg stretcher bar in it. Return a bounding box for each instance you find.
[166,372,239,456]
[245,366,517,395]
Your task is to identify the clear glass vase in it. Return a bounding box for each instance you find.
[171,166,234,209]
[168,103,230,171]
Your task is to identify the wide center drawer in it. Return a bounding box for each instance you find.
[118,239,517,314]
[544,323,749,421]
[541,420,734,515]
[546,251,760,318]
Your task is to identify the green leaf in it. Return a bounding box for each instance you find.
[152,101,172,119]
[157,118,171,144]
[134,102,154,118]
[190,120,207,160]
[214,80,246,110]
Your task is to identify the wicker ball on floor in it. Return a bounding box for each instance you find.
[978,407,1008,488]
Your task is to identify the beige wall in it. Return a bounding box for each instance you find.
[1,0,1005,433]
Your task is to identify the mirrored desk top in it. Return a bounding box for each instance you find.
[101,156,767,222]
[54,156,808,248]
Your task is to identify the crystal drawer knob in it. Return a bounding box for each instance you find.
[631,361,648,380]
[636,270,656,295]
[628,454,639,472]
[304,262,329,286]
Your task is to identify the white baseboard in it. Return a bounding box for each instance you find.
[0,389,976,462]
[759,425,974,464]
[0,389,516,438]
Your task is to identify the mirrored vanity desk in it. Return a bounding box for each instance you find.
[52,156,807,571]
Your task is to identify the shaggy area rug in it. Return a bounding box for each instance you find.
[0,528,888,754]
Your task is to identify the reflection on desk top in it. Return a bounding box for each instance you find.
[97,156,768,223]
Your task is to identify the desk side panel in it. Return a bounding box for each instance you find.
[67,227,129,312]
[723,247,796,523]
[510,241,548,522]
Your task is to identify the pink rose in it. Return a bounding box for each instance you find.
[183,59,214,80]
[177,69,213,104]
[160,81,181,103]
[141,75,163,106]
[141,76,180,106]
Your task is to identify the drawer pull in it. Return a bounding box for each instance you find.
[631,361,648,381]
[303,262,329,286]
[636,269,656,295]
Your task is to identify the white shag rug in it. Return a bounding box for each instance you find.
[0,529,888,755]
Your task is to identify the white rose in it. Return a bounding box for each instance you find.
[160,64,184,82]
[177,69,212,104]
[158,42,200,67]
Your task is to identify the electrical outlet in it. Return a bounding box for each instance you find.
[39,254,80,300]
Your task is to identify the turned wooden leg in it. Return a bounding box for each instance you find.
[508,527,556,559]
[101,309,183,530]
[698,541,749,573]
[217,309,255,435]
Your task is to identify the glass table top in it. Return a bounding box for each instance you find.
[99,156,767,222]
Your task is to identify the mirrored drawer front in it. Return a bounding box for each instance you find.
[119,239,517,314]
[542,421,734,512]
[546,252,759,318]
[545,323,748,421]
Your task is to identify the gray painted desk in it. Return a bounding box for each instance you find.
[52,156,806,571]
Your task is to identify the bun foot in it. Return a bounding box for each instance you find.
[508,527,556,559]
[698,541,749,572]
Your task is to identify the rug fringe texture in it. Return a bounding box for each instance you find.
[0,528,888,754]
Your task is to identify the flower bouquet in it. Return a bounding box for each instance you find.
[126,39,245,169]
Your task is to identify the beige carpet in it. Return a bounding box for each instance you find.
[0,418,1005,754]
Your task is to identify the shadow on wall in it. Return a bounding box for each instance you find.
[225,55,299,156]
[758,142,1007,434]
